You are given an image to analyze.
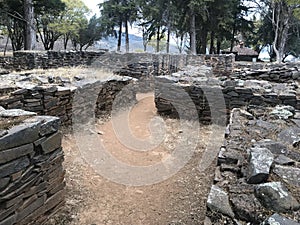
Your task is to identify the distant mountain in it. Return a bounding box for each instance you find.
[95,33,181,53]
[0,33,181,53]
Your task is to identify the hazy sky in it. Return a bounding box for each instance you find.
[82,0,102,15]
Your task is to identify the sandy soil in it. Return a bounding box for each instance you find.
[45,92,216,225]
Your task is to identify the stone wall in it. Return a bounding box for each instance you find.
[0,51,107,71]
[155,66,300,123]
[0,108,64,225]
[0,51,235,76]
[232,62,300,83]
[0,73,135,126]
[94,52,234,77]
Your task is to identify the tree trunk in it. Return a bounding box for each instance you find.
[189,8,196,55]
[24,0,36,50]
[142,27,147,52]
[198,26,208,54]
[179,34,184,53]
[166,25,170,54]
[230,15,237,52]
[209,31,215,54]
[125,20,129,52]
[4,35,9,56]
[156,26,160,53]
[117,20,122,52]
[166,5,171,54]
[271,1,291,63]
[63,34,69,50]
[216,37,221,54]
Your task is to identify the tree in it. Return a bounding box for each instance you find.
[99,0,138,52]
[49,0,90,50]
[34,0,66,50]
[71,15,103,51]
[0,0,25,51]
[142,0,168,53]
[253,0,300,62]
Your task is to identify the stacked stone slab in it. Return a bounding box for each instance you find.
[0,108,64,225]
[94,52,234,77]
[0,51,107,71]
[231,62,300,83]
[72,78,136,125]
[154,66,300,123]
[0,51,235,76]
[0,74,135,126]
[205,107,300,224]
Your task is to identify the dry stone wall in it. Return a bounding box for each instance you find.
[153,65,300,224]
[0,73,135,126]
[0,51,107,71]
[0,51,235,76]
[0,108,64,225]
[231,62,300,83]
[155,66,300,123]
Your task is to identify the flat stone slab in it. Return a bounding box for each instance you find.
[35,116,60,136]
[254,139,287,155]
[0,119,41,151]
[262,213,300,225]
[278,127,300,147]
[274,154,295,165]
[255,182,300,212]
[0,143,34,164]
[40,132,62,154]
[273,165,300,187]
[0,109,36,118]
[0,156,30,178]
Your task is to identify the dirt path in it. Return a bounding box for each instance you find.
[46,93,215,225]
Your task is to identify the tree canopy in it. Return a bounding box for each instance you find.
[0,0,300,62]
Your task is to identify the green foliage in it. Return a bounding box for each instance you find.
[253,0,300,61]
[49,0,90,49]
[34,0,66,50]
[0,0,25,50]
[71,15,103,51]
[99,0,138,51]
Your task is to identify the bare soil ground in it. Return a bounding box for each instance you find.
[45,93,215,225]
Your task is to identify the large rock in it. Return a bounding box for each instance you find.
[247,147,274,184]
[207,185,235,218]
[254,182,300,212]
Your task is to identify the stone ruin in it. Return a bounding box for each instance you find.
[0,51,299,224]
[0,68,136,224]
[0,109,63,225]
[153,64,300,224]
